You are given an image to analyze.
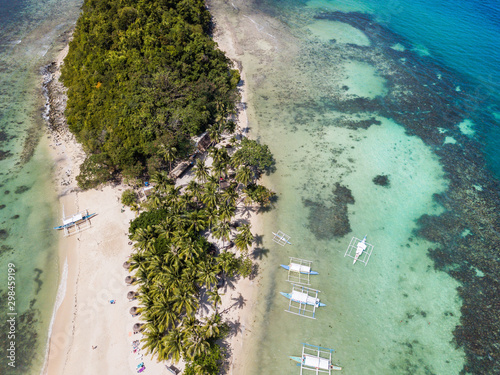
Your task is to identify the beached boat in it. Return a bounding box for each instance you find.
[54,211,97,230]
[281,263,319,275]
[353,235,367,264]
[280,290,326,307]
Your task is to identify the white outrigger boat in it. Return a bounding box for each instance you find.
[272,230,292,246]
[353,235,367,264]
[281,258,317,285]
[54,208,96,236]
[344,235,374,266]
[281,285,325,319]
[290,343,342,373]
[280,290,326,307]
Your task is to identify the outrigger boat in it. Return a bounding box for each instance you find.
[280,290,326,307]
[290,343,342,373]
[353,235,367,264]
[54,208,96,236]
[272,230,292,245]
[281,263,319,275]
[54,211,97,230]
[289,355,342,371]
[344,235,374,266]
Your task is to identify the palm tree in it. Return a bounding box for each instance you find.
[183,327,210,360]
[193,158,209,183]
[202,313,221,339]
[218,202,236,223]
[207,289,222,311]
[211,160,228,185]
[202,182,219,210]
[150,171,172,193]
[208,122,223,145]
[234,223,254,253]
[132,226,157,253]
[217,251,239,277]
[235,165,253,187]
[196,260,218,289]
[186,210,208,233]
[141,323,165,359]
[221,184,239,206]
[163,327,184,363]
[209,147,229,166]
[186,180,203,202]
[172,285,198,316]
[155,217,175,241]
[150,294,177,331]
[212,221,231,248]
[160,144,177,171]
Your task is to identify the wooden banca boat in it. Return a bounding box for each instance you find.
[290,343,342,373]
[280,290,325,307]
[280,263,319,275]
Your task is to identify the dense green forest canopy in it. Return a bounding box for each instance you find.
[62,0,240,187]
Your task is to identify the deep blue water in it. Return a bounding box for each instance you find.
[338,0,500,175]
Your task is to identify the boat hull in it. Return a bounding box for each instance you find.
[54,213,97,230]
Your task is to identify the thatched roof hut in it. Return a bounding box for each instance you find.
[127,291,137,300]
[130,306,139,316]
[133,323,144,333]
[123,261,131,269]
[125,276,135,285]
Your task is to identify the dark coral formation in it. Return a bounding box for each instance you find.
[0,289,40,374]
[311,11,500,374]
[373,174,390,187]
[14,185,30,194]
[0,149,12,160]
[0,229,8,240]
[304,183,354,239]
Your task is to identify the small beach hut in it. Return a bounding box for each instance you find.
[127,291,137,301]
[125,276,135,285]
[133,323,144,333]
[123,261,131,270]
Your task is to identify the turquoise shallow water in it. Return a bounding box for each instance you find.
[0,0,81,373]
[210,0,499,373]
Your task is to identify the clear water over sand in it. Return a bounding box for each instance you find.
[0,0,81,373]
[208,0,500,373]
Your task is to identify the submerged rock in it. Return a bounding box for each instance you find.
[373,174,390,186]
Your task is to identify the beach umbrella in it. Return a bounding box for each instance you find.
[127,291,137,300]
[123,261,131,270]
[133,323,144,333]
[130,306,139,316]
[125,276,135,285]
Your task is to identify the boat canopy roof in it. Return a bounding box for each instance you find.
[290,263,311,273]
[63,213,83,225]
[291,290,318,305]
[303,354,330,370]
[357,242,367,251]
